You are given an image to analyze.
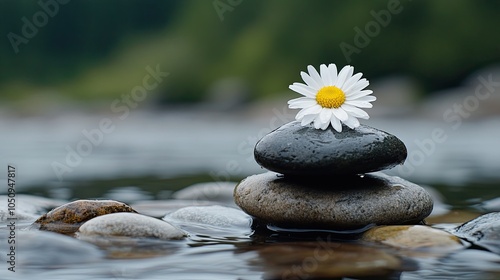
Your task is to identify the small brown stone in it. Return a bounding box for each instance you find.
[362,225,463,250]
[33,200,137,234]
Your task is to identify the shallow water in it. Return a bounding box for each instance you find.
[0,111,499,279]
[1,176,499,280]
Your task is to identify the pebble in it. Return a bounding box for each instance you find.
[78,212,186,240]
[362,225,463,250]
[234,172,433,229]
[164,205,251,228]
[163,205,253,239]
[33,199,137,234]
[254,121,407,176]
[451,212,500,254]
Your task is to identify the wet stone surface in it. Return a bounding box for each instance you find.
[362,225,463,250]
[164,205,253,241]
[77,212,186,241]
[33,199,137,234]
[451,212,500,254]
[234,172,433,229]
[254,121,407,177]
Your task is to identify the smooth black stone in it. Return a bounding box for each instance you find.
[254,121,407,176]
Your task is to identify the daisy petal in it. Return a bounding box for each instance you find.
[288,97,317,109]
[288,102,315,109]
[345,78,369,94]
[342,73,362,92]
[343,115,360,129]
[342,104,369,119]
[330,115,342,132]
[328,64,338,85]
[320,120,330,130]
[344,100,373,108]
[332,107,348,121]
[319,108,332,123]
[288,96,312,104]
[336,65,353,89]
[307,65,323,87]
[313,117,322,129]
[300,71,321,90]
[289,83,316,98]
[346,89,373,100]
[296,104,322,119]
[320,64,332,85]
[301,114,316,126]
[351,95,376,102]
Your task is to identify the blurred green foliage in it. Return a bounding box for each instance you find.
[1,0,499,104]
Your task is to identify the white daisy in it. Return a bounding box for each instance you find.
[287,63,376,132]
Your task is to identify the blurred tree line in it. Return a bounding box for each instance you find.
[1,0,499,104]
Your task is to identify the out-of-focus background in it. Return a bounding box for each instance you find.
[1,0,499,200]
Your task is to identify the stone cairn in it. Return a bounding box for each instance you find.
[234,121,433,230]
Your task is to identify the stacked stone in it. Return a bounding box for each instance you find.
[234,121,433,230]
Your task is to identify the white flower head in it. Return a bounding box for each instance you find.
[287,64,376,132]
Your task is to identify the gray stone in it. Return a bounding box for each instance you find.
[254,121,407,176]
[234,172,433,229]
[164,205,251,228]
[77,212,186,240]
[451,212,500,254]
[163,205,253,239]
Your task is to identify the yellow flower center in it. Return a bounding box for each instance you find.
[315,86,346,108]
